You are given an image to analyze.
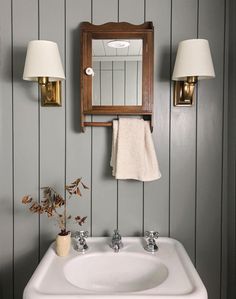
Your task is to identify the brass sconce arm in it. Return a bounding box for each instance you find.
[38,77,62,107]
[174,76,198,106]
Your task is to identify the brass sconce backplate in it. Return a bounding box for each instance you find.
[173,76,198,107]
[39,78,62,107]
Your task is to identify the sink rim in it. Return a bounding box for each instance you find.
[23,237,208,299]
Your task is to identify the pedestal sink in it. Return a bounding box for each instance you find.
[23,237,207,299]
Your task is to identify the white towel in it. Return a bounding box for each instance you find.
[110,118,161,181]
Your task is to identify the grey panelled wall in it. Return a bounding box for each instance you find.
[0,1,230,299]
[92,61,142,106]
[228,0,236,298]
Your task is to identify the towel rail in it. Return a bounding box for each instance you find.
[84,121,113,127]
[83,119,153,132]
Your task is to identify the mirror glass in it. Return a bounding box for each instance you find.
[92,39,142,106]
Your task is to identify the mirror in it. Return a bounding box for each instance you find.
[80,22,154,132]
[92,39,142,106]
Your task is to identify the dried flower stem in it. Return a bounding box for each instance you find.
[22,178,89,234]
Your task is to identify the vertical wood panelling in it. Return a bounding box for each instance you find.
[92,61,141,106]
[113,62,125,105]
[119,0,144,24]
[137,61,142,105]
[0,1,13,298]
[0,1,230,298]
[92,0,118,236]
[93,61,101,105]
[39,0,66,256]
[197,0,225,298]
[221,1,228,298]
[66,0,92,234]
[125,61,138,105]
[228,1,236,298]
[170,0,197,262]
[144,0,171,237]
[118,0,144,236]
[12,0,39,297]
[101,62,113,105]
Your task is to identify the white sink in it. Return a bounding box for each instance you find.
[23,237,207,299]
[64,252,168,292]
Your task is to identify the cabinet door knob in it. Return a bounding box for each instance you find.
[85,67,95,76]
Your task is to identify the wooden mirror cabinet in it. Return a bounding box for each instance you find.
[80,21,154,132]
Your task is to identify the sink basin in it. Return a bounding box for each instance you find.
[23,237,207,299]
[64,252,168,292]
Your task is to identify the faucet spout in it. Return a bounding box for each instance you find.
[110,229,123,252]
[113,243,120,253]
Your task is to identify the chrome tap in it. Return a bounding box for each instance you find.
[110,229,123,252]
[144,231,159,252]
[73,231,89,252]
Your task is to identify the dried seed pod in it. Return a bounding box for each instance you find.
[22,195,32,204]
[75,215,87,226]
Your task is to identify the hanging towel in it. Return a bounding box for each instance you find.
[110,118,161,181]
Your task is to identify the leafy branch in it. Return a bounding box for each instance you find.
[22,178,88,235]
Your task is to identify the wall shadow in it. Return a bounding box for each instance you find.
[14,242,39,299]
[12,46,38,103]
[102,126,113,178]
[157,45,173,82]
[70,25,81,133]
[0,262,13,299]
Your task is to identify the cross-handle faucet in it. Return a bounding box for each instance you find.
[110,229,123,252]
[73,230,89,252]
[144,231,159,252]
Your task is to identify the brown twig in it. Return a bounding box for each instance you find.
[22,178,88,234]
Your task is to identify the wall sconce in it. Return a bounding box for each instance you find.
[172,39,215,106]
[23,40,65,107]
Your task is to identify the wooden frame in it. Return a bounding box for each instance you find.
[80,22,154,132]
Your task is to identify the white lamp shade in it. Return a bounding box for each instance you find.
[172,39,215,81]
[23,40,65,81]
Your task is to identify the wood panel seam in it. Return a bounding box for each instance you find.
[11,0,15,297]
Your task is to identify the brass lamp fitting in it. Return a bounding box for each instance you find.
[23,41,65,107]
[38,77,62,107]
[173,76,198,106]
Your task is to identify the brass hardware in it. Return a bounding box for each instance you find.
[174,76,198,106]
[38,77,62,107]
